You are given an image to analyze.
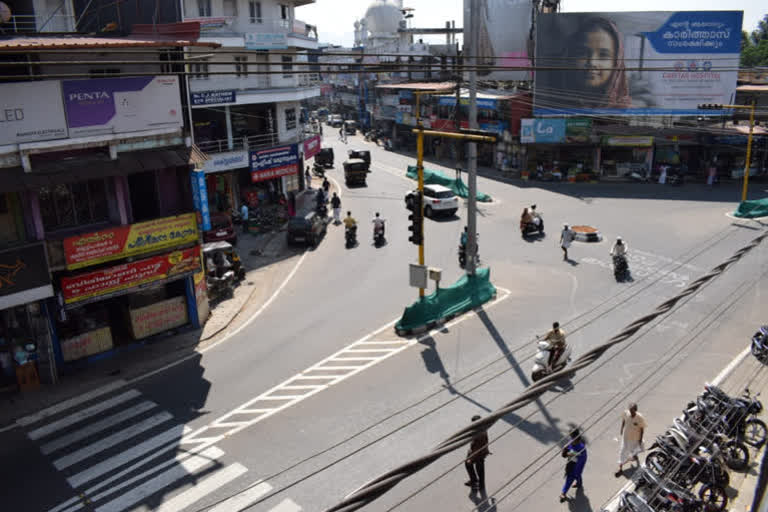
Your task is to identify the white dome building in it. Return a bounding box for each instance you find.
[363,0,403,42]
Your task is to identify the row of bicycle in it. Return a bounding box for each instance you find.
[616,383,765,511]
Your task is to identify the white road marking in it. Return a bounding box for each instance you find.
[93,446,225,512]
[66,424,190,488]
[153,463,248,512]
[53,412,173,470]
[28,389,141,441]
[207,481,273,512]
[269,498,302,512]
[41,400,157,455]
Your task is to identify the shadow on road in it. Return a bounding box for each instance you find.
[469,488,498,512]
[567,486,594,512]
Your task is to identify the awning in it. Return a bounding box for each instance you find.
[376,82,456,92]
[0,148,194,193]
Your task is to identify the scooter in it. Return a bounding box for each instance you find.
[521,216,544,238]
[312,162,325,178]
[531,339,572,382]
[613,254,630,281]
[373,223,385,247]
[751,326,768,364]
[629,169,651,182]
[345,225,357,248]
[206,269,235,302]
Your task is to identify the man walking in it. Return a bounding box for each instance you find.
[330,192,341,224]
[464,415,490,491]
[560,224,575,261]
[240,202,249,234]
[305,166,312,190]
[616,403,646,477]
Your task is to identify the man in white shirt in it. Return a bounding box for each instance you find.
[610,236,628,257]
[616,403,646,477]
[560,224,574,261]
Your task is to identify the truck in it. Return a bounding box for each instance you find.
[344,158,370,186]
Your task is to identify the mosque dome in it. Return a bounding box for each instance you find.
[364,0,402,36]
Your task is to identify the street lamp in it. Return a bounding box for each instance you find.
[699,101,757,202]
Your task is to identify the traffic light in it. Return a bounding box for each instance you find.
[699,104,723,110]
[407,192,423,245]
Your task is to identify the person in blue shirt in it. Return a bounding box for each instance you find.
[560,428,587,502]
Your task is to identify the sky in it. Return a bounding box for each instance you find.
[296,0,765,48]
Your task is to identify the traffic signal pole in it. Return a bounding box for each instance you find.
[416,127,425,298]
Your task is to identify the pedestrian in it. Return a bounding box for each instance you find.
[707,164,717,186]
[322,177,330,195]
[560,427,587,502]
[616,402,646,477]
[331,192,341,224]
[658,164,668,184]
[464,415,490,492]
[305,166,312,190]
[287,191,296,218]
[240,202,249,234]
[560,224,574,261]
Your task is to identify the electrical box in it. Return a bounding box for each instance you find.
[409,264,428,289]
[428,267,442,283]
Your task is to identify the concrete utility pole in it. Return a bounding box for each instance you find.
[466,0,479,275]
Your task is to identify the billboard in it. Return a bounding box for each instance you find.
[0,81,68,145]
[62,76,183,137]
[534,11,742,116]
[303,135,321,160]
[0,243,54,310]
[463,0,532,81]
[245,33,288,50]
[250,144,300,182]
[520,119,566,143]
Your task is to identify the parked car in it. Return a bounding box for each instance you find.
[204,212,237,245]
[315,147,334,168]
[287,212,327,247]
[406,184,459,218]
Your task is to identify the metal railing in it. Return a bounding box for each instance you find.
[182,15,317,40]
[195,132,293,155]
[1,14,76,33]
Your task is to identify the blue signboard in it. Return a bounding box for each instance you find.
[190,170,211,231]
[191,90,236,106]
[249,144,300,183]
[438,96,499,111]
[520,119,566,143]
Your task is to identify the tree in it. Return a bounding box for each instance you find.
[741,14,768,67]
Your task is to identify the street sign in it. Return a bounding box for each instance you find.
[409,264,428,289]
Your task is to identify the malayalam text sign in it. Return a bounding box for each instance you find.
[303,135,321,160]
[250,144,299,183]
[520,119,566,143]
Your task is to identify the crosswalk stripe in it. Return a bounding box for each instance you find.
[154,463,248,512]
[41,401,157,455]
[53,412,173,470]
[207,481,273,512]
[28,390,141,441]
[270,498,302,512]
[94,446,225,512]
[18,380,129,428]
[67,423,189,488]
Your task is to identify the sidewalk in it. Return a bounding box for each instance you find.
[0,189,321,430]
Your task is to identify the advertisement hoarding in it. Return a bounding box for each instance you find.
[129,295,188,339]
[534,11,742,115]
[0,244,54,310]
[63,213,198,270]
[438,96,499,111]
[303,135,321,160]
[245,33,288,50]
[250,144,300,183]
[520,119,566,143]
[0,81,68,146]
[463,0,532,81]
[61,246,201,304]
[62,76,183,137]
[190,171,212,231]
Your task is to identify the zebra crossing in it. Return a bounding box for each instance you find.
[20,388,301,512]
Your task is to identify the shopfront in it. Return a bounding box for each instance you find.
[53,214,203,365]
[0,243,55,392]
[599,136,654,178]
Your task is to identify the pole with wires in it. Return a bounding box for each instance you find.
[466,0,479,276]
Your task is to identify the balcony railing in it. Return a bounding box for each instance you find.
[195,132,297,155]
[183,15,317,41]
[1,14,76,33]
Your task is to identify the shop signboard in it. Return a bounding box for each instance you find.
[520,119,566,144]
[463,0,532,81]
[602,136,654,147]
[249,143,299,183]
[129,295,189,340]
[60,326,114,362]
[62,76,183,137]
[63,213,199,270]
[245,33,288,50]
[191,90,237,106]
[200,150,248,174]
[534,11,742,115]
[0,81,68,145]
[399,90,414,100]
[60,246,201,304]
[565,119,592,143]
[303,135,321,160]
[0,243,54,310]
[438,97,499,111]
[190,171,212,231]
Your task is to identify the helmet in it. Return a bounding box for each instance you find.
[375,212,380,217]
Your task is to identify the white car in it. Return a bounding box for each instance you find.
[407,184,459,218]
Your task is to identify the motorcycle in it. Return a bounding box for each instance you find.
[345,225,357,248]
[316,202,328,218]
[613,254,630,281]
[373,222,386,247]
[629,169,651,182]
[312,162,325,178]
[531,338,572,382]
[521,215,544,238]
[365,129,382,145]
[751,326,768,364]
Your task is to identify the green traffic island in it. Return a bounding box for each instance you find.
[733,198,768,219]
[405,166,492,203]
[395,268,497,337]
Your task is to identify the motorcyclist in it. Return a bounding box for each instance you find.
[343,211,357,233]
[372,212,385,237]
[543,321,566,368]
[520,207,534,231]
[610,236,628,258]
[530,204,543,230]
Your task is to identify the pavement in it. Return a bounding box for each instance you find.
[2,133,768,512]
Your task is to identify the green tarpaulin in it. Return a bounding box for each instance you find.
[396,267,496,333]
[406,166,492,202]
[734,199,768,219]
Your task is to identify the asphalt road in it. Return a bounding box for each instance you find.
[3,133,767,512]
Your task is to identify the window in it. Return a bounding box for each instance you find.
[280,4,288,20]
[235,56,248,77]
[281,56,293,78]
[197,0,211,17]
[192,60,210,79]
[38,180,109,231]
[285,108,296,130]
[249,1,262,23]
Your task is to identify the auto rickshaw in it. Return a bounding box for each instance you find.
[203,241,246,282]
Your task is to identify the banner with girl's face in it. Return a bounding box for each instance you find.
[534,11,743,116]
